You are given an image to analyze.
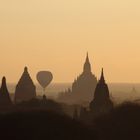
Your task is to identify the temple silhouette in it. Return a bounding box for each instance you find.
[58,53,97,104]
[90,68,113,115]
[0,77,12,109]
[79,69,113,121]
[0,56,113,121]
[15,67,36,103]
[131,87,137,94]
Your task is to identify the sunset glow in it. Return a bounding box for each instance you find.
[0,0,140,83]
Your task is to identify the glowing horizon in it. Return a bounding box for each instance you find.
[0,0,140,83]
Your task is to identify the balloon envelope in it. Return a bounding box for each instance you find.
[36,71,53,89]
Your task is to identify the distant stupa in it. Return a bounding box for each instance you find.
[58,53,97,104]
[131,87,137,94]
[90,68,113,115]
[15,67,36,103]
[0,77,12,107]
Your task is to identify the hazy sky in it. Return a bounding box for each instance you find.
[0,0,140,83]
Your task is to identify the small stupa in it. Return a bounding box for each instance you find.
[0,77,12,107]
[15,67,36,103]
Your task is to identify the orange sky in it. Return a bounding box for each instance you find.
[0,0,140,83]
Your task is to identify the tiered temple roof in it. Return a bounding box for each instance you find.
[58,53,97,104]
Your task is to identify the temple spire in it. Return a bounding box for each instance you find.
[0,76,12,106]
[24,66,28,72]
[86,52,89,62]
[83,52,91,73]
[0,77,9,96]
[0,76,10,95]
[100,68,105,83]
[1,77,7,89]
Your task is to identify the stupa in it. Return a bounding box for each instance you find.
[15,67,36,103]
[0,77,12,107]
[90,68,113,115]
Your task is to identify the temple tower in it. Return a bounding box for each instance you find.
[90,68,113,114]
[58,53,97,104]
[0,77,12,107]
[83,53,91,73]
[15,67,36,103]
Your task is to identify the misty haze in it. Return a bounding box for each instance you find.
[1,0,140,140]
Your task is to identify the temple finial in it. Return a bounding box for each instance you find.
[2,76,6,83]
[1,76,8,91]
[2,76,6,87]
[100,68,105,83]
[101,68,104,76]
[24,66,28,72]
[83,52,91,73]
[86,52,89,62]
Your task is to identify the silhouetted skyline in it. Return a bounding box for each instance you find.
[1,0,140,83]
[1,1,140,139]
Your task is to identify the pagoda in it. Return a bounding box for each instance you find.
[15,67,36,103]
[90,68,113,115]
[58,53,97,104]
[0,77,12,107]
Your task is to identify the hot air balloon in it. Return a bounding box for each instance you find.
[36,71,53,94]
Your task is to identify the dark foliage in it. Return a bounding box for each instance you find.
[14,98,63,114]
[0,111,97,140]
[93,102,140,140]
